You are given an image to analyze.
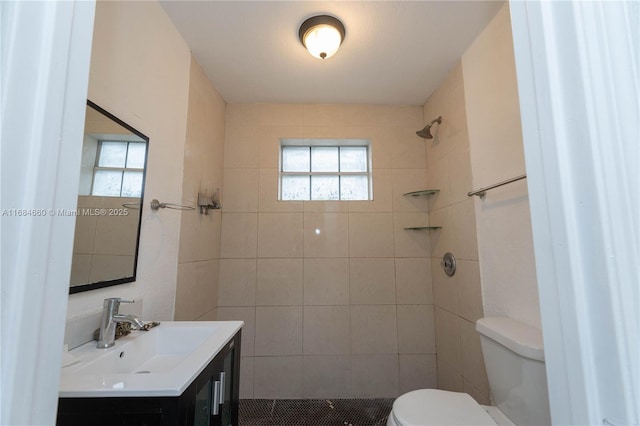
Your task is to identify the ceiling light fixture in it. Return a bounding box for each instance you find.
[298,15,345,60]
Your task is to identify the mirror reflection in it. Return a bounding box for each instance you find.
[69,101,148,294]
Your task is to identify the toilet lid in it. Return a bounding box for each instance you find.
[392,390,497,426]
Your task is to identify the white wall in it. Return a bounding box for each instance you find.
[462,4,541,328]
[66,1,191,321]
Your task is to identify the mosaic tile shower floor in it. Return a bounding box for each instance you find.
[239,399,393,426]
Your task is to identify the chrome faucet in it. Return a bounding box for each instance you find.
[97,298,145,349]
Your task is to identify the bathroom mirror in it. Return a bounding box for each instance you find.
[69,101,149,294]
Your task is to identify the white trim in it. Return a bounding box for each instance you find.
[1,1,95,424]
[509,1,639,425]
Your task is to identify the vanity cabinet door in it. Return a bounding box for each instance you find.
[196,331,241,426]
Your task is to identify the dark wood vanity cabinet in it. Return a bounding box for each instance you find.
[57,331,241,426]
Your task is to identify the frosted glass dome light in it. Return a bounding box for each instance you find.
[299,15,345,60]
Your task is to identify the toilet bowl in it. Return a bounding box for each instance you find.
[386,389,514,426]
[387,317,550,426]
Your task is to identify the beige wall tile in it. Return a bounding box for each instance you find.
[303,306,350,355]
[194,260,219,317]
[428,207,451,258]
[351,305,398,354]
[239,356,254,399]
[459,318,489,394]
[72,213,97,254]
[259,104,304,126]
[225,104,262,124]
[220,213,257,258]
[448,147,474,205]
[196,308,217,321]
[217,307,255,357]
[302,355,351,398]
[456,260,484,322]
[425,157,451,211]
[432,258,458,313]
[303,258,349,305]
[218,259,256,307]
[254,306,303,356]
[175,261,219,321]
[303,213,349,257]
[450,199,479,260]
[69,254,91,286]
[395,258,432,305]
[348,213,394,257]
[464,378,491,405]
[93,212,139,255]
[253,356,303,398]
[255,258,303,306]
[434,307,462,370]
[388,106,423,128]
[437,359,464,392]
[197,211,221,261]
[390,127,427,169]
[257,212,303,258]
[368,127,393,170]
[174,262,197,320]
[394,212,431,257]
[303,104,347,127]
[351,355,400,397]
[303,200,349,213]
[89,255,134,283]
[343,105,390,127]
[222,168,259,212]
[391,169,430,213]
[178,208,198,263]
[399,354,438,393]
[349,258,396,305]
[223,124,260,168]
[397,305,436,354]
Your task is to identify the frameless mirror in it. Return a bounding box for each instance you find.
[69,101,149,294]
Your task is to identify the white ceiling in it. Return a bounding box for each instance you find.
[160,1,504,106]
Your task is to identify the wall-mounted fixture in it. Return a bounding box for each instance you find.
[416,116,443,139]
[299,15,345,60]
[441,252,456,277]
[198,190,221,215]
[150,199,195,211]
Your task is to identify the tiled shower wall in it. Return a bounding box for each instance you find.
[218,104,437,399]
[423,63,490,404]
[174,56,226,321]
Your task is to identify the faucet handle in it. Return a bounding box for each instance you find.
[102,298,135,313]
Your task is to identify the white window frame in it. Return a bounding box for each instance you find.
[279,139,373,201]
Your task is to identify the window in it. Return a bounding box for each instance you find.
[92,141,146,197]
[279,140,372,201]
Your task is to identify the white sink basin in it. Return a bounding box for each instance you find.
[59,321,243,398]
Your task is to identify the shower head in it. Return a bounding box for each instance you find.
[416,116,442,139]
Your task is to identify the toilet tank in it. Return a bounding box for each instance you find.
[476,317,551,426]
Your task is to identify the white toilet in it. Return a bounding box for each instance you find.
[388,317,551,426]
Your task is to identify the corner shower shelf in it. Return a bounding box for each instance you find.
[403,189,439,197]
[403,188,441,230]
[404,226,442,230]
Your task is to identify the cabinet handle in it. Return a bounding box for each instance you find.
[212,380,220,415]
[219,372,225,404]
